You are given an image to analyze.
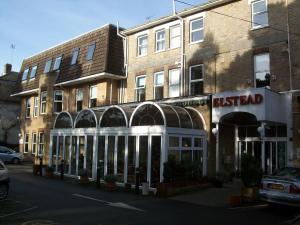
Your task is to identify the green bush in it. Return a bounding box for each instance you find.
[45,166,54,173]
[241,154,263,187]
[104,174,118,183]
[78,169,88,177]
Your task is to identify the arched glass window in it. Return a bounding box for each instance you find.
[171,106,193,129]
[185,108,205,130]
[54,112,73,129]
[131,103,165,126]
[100,107,129,127]
[75,109,97,128]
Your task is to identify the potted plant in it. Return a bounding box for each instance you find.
[78,169,89,184]
[45,166,54,178]
[241,154,263,202]
[124,183,132,192]
[104,174,117,191]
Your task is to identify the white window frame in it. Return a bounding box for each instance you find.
[89,86,97,108]
[40,91,47,115]
[135,75,146,102]
[38,132,45,156]
[32,133,37,155]
[190,17,204,44]
[170,25,181,49]
[153,71,164,100]
[24,133,30,154]
[29,65,38,80]
[254,53,270,88]
[251,0,269,29]
[169,69,181,98]
[155,30,166,52]
[33,96,39,117]
[25,98,31,118]
[189,64,204,96]
[22,68,29,82]
[137,34,148,56]
[76,88,83,112]
[53,90,63,113]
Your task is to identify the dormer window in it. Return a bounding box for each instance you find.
[86,43,96,61]
[52,55,62,71]
[29,65,38,79]
[44,59,52,73]
[21,68,29,81]
[71,48,79,65]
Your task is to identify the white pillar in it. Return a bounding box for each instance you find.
[203,135,208,176]
[215,123,220,173]
[92,135,97,179]
[49,134,53,166]
[124,135,128,183]
[104,136,108,176]
[261,123,265,172]
[114,136,118,175]
[234,125,238,171]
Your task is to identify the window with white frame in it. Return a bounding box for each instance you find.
[40,91,47,114]
[156,30,165,52]
[52,55,62,71]
[137,35,148,56]
[76,88,83,112]
[170,25,181,49]
[32,133,37,155]
[38,133,45,156]
[24,133,29,153]
[135,75,146,102]
[53,90,63,113]
[33,96,38,117]
[254,53,270,88]
[252,0,268,29]
[169,69,180,97]
[190,17,204,43]
[25,98,31,118]
[71,48,79,65]
[189,65,204,95]
[154,72,164,100]
[22,68,29,81]
[89,86,97,108]
[86,42,96,61]
[44,59,52,73]
[29,65,38,79]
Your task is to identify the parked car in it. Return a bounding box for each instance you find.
[0,159,9,200]
[0,145,23,164]
[259,167,300,206]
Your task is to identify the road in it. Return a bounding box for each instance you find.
[0,164,299,225]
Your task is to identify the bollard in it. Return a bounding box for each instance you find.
[60,159,64,180]
[39,157,43,176]
[135,168,140,195]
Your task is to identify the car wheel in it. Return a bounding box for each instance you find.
[12,158,20,164]
[0,184,9,200]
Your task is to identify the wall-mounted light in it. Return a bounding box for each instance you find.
[18,133,22,138]
[212,127,219,135]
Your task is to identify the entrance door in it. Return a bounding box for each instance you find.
[151,136,161,188]
[64,136,71,174]
[238,140,261,171]
[139,136,148,183]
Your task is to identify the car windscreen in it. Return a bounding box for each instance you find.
[273,167,300,179]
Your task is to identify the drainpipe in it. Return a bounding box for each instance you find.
[117,22,128,103]
[286,0,293,91]
[173,0,185,97]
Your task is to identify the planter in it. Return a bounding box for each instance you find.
[229,195,242,207]
[79,176,89,184]
[142,182,149,196]
[45,171,54,178]
[105,182,117,191]
[241,187,259,202]
[124,183,132,192]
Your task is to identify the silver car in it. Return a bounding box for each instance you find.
[259,167,300,206]
[0,146,24,164]
[0,159,9,200]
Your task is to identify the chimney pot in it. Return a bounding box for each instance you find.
[3,63,12,75]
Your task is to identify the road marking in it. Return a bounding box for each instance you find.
[72,193,145,212]
[228,204,268,210]
[0,206,38,219]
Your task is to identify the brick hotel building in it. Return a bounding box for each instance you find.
[12,0,300,188]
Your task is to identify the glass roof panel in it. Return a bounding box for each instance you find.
[54,112,73,129]
[75,109,97,128]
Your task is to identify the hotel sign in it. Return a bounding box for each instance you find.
[213,94,263,108]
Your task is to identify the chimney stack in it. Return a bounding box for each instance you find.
[3,63,12,76]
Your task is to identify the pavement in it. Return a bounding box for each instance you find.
[1,163,300,225]
[171,179,243,207]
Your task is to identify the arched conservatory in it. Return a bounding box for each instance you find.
[50,102,207,188]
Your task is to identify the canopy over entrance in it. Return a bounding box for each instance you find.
[53,112,74,129]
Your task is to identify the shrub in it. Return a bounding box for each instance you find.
[241,154,263,187]
[78,169,88,177]
[104,174,118,183]
[45,166,54,173]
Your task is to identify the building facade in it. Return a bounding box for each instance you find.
[13,0,300,187]
[0,64,20,147]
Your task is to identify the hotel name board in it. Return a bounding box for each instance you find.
[213,94,263,108]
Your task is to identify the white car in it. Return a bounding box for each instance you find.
[0,159,9,200]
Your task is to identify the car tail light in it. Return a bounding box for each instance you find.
[289,184,300,194]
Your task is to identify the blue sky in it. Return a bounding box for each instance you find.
[0,0,206,74]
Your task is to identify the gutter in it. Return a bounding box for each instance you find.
[10,88,39,97]
[54,72,126,87]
